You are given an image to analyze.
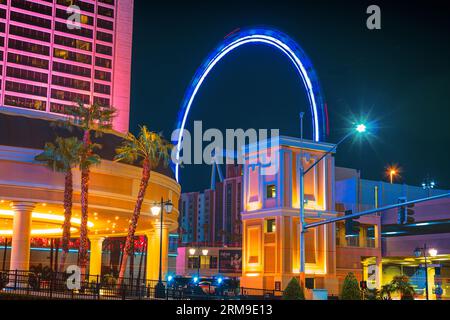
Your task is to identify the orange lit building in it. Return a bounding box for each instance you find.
[240,136,381,295]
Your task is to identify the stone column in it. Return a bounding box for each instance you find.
[145,230,158,282]
[146,224,169,282]
[9,202,35,272]
[8,202,35,287]
[88,236,105,281]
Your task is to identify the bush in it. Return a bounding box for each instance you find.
[340,273,361,300]
[282,277,305,300]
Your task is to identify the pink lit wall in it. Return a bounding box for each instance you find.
[0,0,134,133]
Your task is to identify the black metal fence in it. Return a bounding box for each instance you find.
[0,270,283,300]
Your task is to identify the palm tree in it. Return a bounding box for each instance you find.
[114,126,172,285]
[65,101,116,274]
[35,137,83,272]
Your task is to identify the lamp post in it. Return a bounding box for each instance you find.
[189,248,208,283]
[299,123,366,283]
[414,244,437,300]
[151,197,173,298]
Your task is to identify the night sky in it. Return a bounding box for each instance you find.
[129,0,450,192]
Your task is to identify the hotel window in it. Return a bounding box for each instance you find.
[7,66,48,83]
[94,96,110,107]
[56,0,94,13]
[52,75,90,91]
[6,81,47,97]
[11,0,52,16]
[95,70,111,81]
[266,184,276,199]
[9,25,51,42]
[5,95,46,111]
[51,89,90,104]
[9,39,49,56]
[95,57,112,69]
[10,11,51,29]
[94,83,110,95]
[54,48,92,65]
[98,6,114,18]
[8,53,49,69]
[265,219,276,233]
[99,0,115,5]
[97,31,113,43]
[55,35,92,51]
[56,9,93,26]
[50,103,72,114]
[365,226,376,248]
[96,44,112,56]
[97,18,113,31]
[0,8,5,19]
[55,21,93,39]
[53,62,91,78]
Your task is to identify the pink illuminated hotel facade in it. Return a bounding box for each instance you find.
[0,0,133,132]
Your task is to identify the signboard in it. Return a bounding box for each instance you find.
[218,250,242,273]
[419,264,441,268]
[367,264,378,290]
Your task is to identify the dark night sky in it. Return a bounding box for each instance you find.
[129,0,450,192]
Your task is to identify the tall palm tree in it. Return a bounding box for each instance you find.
[65,101,116,274]
[114,126,172,285]
[35,137,83,272]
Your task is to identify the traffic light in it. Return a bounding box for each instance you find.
[397,197,407,224]
[397,197,415,224]
[406,202,415,224]
[345,210,360,236]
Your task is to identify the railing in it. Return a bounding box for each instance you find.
[0,270,283,300]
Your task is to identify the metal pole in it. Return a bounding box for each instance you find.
[306,193,450,229]
[158,197,163,283]
[299,165,306,282]
[424,243,429,300]
[2,238,7,271]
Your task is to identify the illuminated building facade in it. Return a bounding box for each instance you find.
[240,136,385,295]
[179,164,243,246]
[0,0,133,133]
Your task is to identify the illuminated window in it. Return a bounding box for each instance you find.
[266,219,276,233]
[266,184,276,199]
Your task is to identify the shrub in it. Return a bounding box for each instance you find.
[282,277,305,300]
[340,272,361,300]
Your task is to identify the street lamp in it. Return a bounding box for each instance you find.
[298,121,367,283]
[414,244,438,300]
[151,197,173,298]
[189,248,209,282]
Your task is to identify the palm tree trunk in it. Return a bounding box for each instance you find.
[59,169,73,272]
[79,130,91,276]
[117,159,151,286]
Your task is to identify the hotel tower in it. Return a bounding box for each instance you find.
[0,0,134,132]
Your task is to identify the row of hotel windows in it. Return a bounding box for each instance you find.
[1,39,113,68]
[5,52,111,81]
[0,0,115,20]
[0,6,114,31]
[3,65,111,93]
[2,92,111,112]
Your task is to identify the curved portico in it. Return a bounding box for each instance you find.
[0,112,180,282]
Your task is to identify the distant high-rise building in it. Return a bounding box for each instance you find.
[179,164,243,246]
[0,0,134,132]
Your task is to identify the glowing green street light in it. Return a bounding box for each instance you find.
[298,118,368,283]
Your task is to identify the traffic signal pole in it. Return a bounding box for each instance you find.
[305,192,450,230]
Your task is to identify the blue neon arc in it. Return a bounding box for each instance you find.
[175,27,327,182]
